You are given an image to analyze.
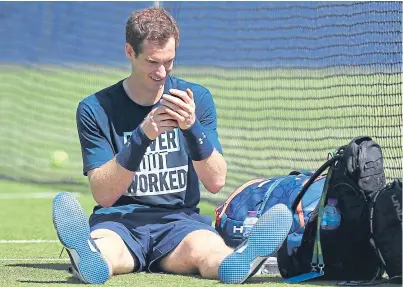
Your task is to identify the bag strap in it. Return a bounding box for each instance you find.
[256,177,287,217]
[310,164,335,274]
[291,151,341,275]
[291,154,341,212]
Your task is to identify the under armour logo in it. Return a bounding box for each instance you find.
[198,133,207,145]
[391,194,402,222]
[233,225,243,233]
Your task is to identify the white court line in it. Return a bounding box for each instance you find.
[0,258,69,262]
[0,240,59,244]
[0,192,81,199]
[0,240,67,262]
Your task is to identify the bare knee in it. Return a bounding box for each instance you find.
[164,230,232,278]
[184,230,230,262]
[91,229,137,275]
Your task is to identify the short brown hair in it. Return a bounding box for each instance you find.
[126,7,180,57]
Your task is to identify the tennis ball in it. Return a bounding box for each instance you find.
[50,150,69,168]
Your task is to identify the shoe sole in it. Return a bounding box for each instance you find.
[218,203,293,284]
[52,192,110,284]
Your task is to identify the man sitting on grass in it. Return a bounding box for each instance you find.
[52,7,292,284]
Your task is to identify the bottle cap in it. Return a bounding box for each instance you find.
[328,198,338,205]
[247,211,257,217]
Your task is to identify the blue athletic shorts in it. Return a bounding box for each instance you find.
[89,204,218,272]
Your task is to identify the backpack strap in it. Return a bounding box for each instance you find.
[291,155,341,212]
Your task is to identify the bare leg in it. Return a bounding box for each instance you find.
[160,204,293,284]
[159,229,233,279]
[90,229,138,276]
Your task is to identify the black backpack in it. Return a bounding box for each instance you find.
[277,136,386,282]
[370,178,402,282]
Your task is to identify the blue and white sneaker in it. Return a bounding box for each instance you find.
[218,203,293,284]
[52,192,110,284]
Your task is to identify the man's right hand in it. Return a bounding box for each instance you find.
[141,106,179,140]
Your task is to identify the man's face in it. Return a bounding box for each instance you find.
[127,37,176,92]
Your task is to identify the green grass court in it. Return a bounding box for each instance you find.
[0,65,401,286]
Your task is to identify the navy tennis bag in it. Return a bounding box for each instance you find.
[215,171,326,249]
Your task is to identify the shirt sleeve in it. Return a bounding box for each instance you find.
[76,101,115,175]
[196,90,223,154]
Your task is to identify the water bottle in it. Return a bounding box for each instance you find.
[243,211,259,239]
[321,198,341,230]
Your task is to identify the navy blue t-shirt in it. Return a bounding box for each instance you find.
[76,76,222,210]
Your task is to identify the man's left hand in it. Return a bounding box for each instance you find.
[160,88,196,130]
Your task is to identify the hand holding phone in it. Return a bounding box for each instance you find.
[160,88,196,130]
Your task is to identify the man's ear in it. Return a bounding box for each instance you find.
[125,43,134,59]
